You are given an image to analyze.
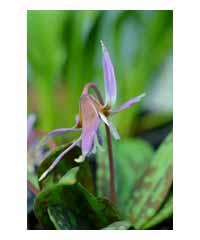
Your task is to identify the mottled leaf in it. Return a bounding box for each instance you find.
[127,132,173,229]
[142,192,173,229]
[102,220,133,230]
[27,171,39,213]
[97,138,154,216]
[47,206,77,230]
[37,143,95,194]
[34,183,121,229]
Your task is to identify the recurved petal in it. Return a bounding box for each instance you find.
[38,128,81,147]
[80,94,100,156]
[101,40,117,107]
[39,138,81,181]
[111,93,146,115]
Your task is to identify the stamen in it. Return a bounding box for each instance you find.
[74,155,85,163]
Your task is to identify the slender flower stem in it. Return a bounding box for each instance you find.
[105,124,116,203]
[83,83,104,104]
[84,82,116,203]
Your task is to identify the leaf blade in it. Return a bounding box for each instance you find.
[127,132,173,229]
[34,183,121,229]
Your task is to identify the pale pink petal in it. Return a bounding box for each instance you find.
[80,94,100,156]
[39,138,81,181]
[111,93,146,115]
[101,41,117,106]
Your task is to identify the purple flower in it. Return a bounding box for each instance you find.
[27,114,41,171]
[27,114,37,147]
[28,114,55,170]
[38,41,145,181]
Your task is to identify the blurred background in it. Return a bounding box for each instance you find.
[27,10,173,146]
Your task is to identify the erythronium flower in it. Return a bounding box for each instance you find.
[38,41,145,182]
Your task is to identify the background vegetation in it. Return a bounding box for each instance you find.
[27,10,173,230]
[27,10,173,137]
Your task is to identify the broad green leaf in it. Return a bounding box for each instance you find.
[127,132,173,229]
[37,143,95,194]
[47,206,77,229]
[40,166,83,229]
[34,183,121,229]
[97,138,154,216]
[142,192,173,229]
[102,220,133,230]
[58,166,80,185]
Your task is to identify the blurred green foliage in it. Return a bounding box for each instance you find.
[32,130,172,229]
[27,10,172,136]
[28,11,173,229]
[97,132,172,229]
